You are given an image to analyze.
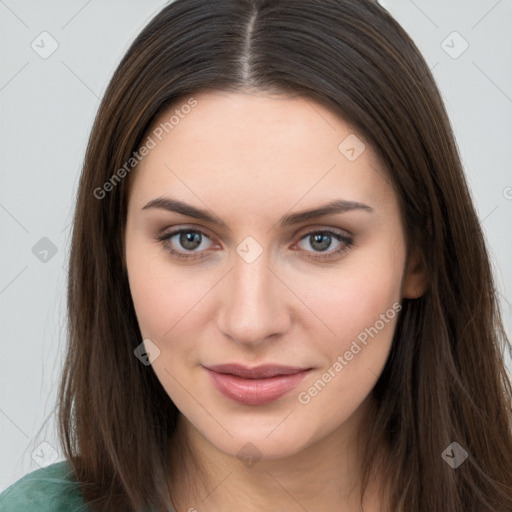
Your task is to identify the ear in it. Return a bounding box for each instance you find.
[402,245,428,299]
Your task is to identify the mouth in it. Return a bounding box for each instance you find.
[203,364,312,405]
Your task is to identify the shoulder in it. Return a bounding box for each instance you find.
[0,460,90,512]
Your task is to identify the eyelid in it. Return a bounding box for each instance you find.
[294,224,353,238]
[156,223,352,241]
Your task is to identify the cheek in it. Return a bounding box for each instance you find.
[292,265,402,425]
[290,247,404,352]
[125,236,198,341]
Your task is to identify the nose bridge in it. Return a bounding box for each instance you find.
[232,249,272,305]
[218,244,288,344]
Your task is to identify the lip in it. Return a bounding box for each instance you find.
[204,364,312,405]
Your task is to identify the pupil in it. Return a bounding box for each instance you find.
[181,232,200,250]
[312,234,330,252]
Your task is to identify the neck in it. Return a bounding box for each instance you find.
[167,397,388,512]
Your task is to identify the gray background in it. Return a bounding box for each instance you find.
[1,0,511,491]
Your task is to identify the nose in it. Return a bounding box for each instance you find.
[216,250,291,348]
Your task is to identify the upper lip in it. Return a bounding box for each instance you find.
[204,364,311,379]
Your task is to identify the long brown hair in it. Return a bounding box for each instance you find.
[58,0,512,510]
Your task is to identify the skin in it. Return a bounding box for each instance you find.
[124,89,427,512]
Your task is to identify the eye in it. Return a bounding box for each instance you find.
[155,228,215,261]
[154,227,354,262]
[294,229,354,261]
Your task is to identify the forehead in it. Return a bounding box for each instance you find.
[129,90,392,211]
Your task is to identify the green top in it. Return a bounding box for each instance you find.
[0,461,175,512]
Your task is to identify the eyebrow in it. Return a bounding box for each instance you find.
[142,196,374,228]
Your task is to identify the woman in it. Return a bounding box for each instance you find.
[1,0,511,511]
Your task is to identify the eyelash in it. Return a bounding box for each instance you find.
[154,227,354,262]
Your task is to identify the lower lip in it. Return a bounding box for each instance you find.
[206,368,311,406]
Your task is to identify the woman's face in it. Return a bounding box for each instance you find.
[124,90,425,461]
